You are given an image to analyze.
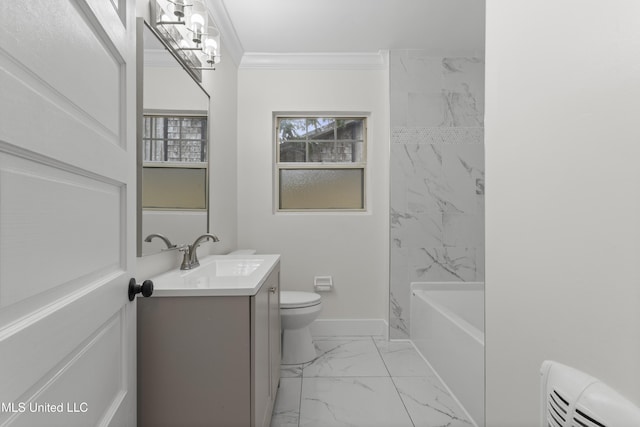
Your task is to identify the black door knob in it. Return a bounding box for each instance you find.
[128,278,154,301]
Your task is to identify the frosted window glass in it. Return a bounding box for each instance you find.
[279,169,364,210]
[142,167,207,209]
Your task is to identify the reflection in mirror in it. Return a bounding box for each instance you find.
[137,20,210,257]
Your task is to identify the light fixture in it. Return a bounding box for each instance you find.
[202,26,220,66]
[187,1,206,44]
[150,0,221,82]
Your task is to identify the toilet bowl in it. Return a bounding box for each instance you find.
[280,291,322,365]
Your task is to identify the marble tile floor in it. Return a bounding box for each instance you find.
[270,336,473,427]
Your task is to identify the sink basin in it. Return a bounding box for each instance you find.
[150,254,280,297]
[213,259,263,276]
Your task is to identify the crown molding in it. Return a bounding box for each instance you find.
[239,51,388,70]
[204,0,244,67]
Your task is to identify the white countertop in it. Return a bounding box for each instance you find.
[150,254,280,297]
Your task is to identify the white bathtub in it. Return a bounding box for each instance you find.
[410,282,484,427]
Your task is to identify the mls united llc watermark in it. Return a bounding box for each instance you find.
[1,402,88,414]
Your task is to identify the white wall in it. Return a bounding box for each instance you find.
[237,66,390,320]
[486,2,640,425]
[202,45,238,256]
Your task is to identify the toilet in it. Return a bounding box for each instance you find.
[228,250,322,365]
[280,291,322,365]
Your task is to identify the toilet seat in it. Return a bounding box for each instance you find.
[281,291,321,309]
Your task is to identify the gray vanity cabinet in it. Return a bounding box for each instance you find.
[137,263,281,427]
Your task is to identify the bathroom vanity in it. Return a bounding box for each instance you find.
[137,255,281,427]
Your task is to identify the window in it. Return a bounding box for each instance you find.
[275,115,367,211]
[143,115,207,163]
[142,113,208,209]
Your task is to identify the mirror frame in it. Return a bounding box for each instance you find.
[136,18,211,257]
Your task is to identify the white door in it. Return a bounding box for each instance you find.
[0,0,137,426]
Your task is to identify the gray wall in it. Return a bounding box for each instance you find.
[389,50,484,338]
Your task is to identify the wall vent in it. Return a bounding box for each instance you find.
[541,360,640,427]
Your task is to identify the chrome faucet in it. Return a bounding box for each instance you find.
[144,233,176,249]
[179,233,220,270]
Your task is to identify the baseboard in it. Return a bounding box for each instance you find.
[310,319,388,338]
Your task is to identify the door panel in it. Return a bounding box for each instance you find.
[0,0,123,140]
[0,0,136,425]
[0,4,127,179]
[7,310,126,427]
[1,274,126,406]
[0,153,122,308]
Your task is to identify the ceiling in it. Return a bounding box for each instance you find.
[213,0,485,64]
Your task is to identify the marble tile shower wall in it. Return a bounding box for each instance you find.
[390,50,485,339]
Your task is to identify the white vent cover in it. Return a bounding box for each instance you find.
[540,360,640,427]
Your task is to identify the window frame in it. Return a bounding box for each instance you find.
[274,113,369,213]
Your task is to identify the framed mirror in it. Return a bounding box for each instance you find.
[136,19,210,257]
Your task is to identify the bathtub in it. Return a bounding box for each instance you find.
[410,282,484,427]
